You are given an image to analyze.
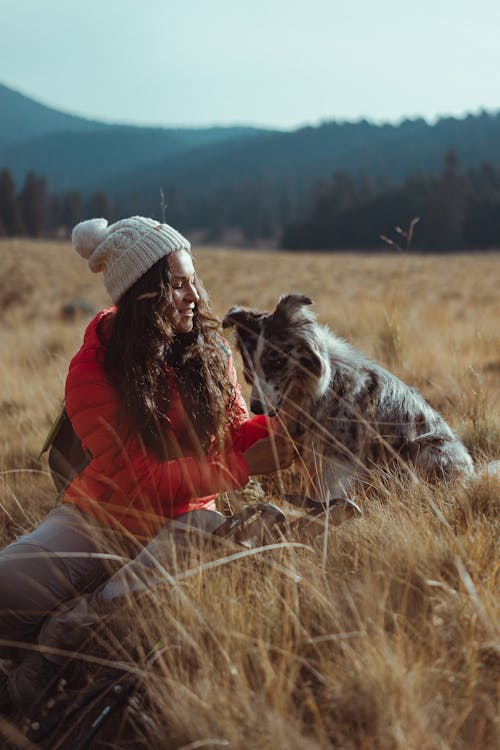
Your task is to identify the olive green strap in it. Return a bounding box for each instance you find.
[39,402,66,459]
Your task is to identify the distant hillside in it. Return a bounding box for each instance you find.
[3,81,500,203]
[0,82,268,190]
[106,112,500,205]
[0,82,107,149]
[99,111,500,236]
[0,125,267,191]
[1,82,500,248]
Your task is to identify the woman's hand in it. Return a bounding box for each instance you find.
[243,434,295,475]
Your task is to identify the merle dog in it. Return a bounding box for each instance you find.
[223,294,474,500]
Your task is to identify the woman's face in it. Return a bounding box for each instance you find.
[168,249,200,333]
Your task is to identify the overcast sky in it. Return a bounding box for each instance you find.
[1,0,499,129]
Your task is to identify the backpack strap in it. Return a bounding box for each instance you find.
[39,403,67,459]
[40,403,92,494]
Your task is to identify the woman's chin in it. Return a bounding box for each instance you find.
[174,319,194,334]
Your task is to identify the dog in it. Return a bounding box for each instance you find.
[223,294,474,501]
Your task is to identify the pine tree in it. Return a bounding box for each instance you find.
[19,171,47,236]
[0,169,23,235]
[434,151,466,250]
[60,191,82,231]
[85,191,113,221]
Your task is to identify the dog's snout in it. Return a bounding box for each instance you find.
[250,397,272,415]
[251,400,278,417]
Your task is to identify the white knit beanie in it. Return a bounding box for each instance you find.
[71,216,191,303]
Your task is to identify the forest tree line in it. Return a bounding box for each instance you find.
[1,152,500,250]
[0,169,112,238]
[282,152,500,251]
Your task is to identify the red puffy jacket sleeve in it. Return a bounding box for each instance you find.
[62,311,270,535]
[223,350,273,451]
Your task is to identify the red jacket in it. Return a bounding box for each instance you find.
[62,309,269,538]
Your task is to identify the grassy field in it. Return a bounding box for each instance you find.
[0,239,499,749]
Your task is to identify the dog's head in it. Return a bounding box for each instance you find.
[222,293,324,416]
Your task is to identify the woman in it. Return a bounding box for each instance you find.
[0,216,294,713]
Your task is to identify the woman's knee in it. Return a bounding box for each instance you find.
[0,544,71,649]
[0,549,57,657]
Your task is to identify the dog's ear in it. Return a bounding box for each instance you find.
[274,294,314,323]
[222,306,264,333]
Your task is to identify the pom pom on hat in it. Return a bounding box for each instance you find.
[72,218,109,260]
[71,215,191,303]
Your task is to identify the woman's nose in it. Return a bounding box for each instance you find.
[187,283,200,303]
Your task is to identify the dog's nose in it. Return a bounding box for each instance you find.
[250,398,273,416]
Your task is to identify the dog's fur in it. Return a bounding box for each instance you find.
[223,294,474,499]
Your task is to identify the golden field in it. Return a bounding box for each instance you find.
[0,239,499,749]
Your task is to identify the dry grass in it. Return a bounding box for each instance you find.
[0,240,499,749]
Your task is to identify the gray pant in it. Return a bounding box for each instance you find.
[0,504,225,706]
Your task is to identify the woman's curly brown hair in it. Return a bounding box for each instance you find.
[98,253,236,459]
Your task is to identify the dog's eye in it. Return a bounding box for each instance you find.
[266,354,287,371]
[259,348,289,375]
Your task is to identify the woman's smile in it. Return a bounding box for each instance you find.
[168,250,200,333]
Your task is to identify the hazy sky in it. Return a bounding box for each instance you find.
[2,0,499,129]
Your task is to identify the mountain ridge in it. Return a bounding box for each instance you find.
[1,82,500,242]
[0,82,270,190]
[0,82,110,150]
